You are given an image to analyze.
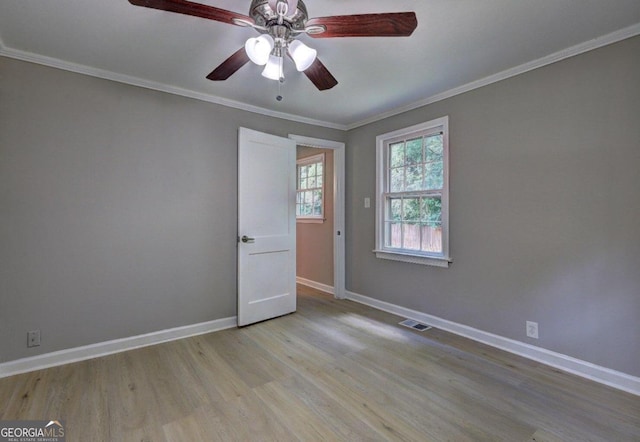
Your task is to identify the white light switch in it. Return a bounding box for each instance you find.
[364,197,371,208]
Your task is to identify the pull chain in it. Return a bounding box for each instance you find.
[276,77,283,102]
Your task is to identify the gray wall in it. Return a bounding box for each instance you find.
[0,56,344,363]
[296,147,334,287]
[2,35,639,379]
[345,35,640,377]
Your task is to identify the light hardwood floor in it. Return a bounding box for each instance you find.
[1,286,639,441]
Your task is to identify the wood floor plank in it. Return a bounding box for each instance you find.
[63,357,112,441]
[0,370,36,419]
[202,327,296,389]
[292,362,442,441]
[205,390,295,441]
[0,286,638,441]
[269,373,390,441]
[240,319,336,373]
[180,336,254,402]
[332,350,536,441]
[253,380,344,441]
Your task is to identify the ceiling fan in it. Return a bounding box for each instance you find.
[128,0,418,91]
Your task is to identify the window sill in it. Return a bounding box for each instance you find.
[373,250,451,268]
[297,218,325,224]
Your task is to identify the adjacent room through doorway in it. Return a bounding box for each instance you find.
[295,145,335,295]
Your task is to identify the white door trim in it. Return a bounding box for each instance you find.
[289,134,346,300]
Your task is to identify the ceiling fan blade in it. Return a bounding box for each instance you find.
[128,0,252,26]
[206,48,250,81]
[303,58,338,91]
[307,12,417,38]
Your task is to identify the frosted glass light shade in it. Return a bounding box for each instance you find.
[288,40,317,72]
[245,35,274,66]
[261,55,282,81]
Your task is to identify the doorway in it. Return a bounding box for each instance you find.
[295,146,334,294]
[289,135,345,299]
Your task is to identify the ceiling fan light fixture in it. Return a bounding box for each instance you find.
[288,39,317,72]
[245,34,274,65]
[262,54,283,81]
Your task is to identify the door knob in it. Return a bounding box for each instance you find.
[241,235,255,243]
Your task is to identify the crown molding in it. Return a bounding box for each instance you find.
[2,22,639,132]
[347,22,640,130]
[0,44,347,131]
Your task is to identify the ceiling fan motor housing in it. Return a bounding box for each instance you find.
[249,0,308,39]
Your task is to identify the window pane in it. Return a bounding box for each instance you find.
[389,198,402,221]
[301,165,308,179]
[317,175,323,187]
[405,138,423,165]
[424,161,443,190]
[313,190,322,216]
[425,134,443,162]
[421,224,442,253]
[402,223,421,250]
[316,162,323,176]
[405,165,423,191]
[386,222,402,248]
[403,198,420,221]
[390,167,404,192]
[308,177,316,189]
[308,163,316,176]
[421,196,442,227]
[390,142,404,168]
[304,191,313,205]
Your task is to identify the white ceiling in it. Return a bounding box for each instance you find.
[1,0,639,129]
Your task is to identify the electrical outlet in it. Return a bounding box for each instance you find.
[526,321,539,339]
[27,330,41,347]
[364,197,371,208]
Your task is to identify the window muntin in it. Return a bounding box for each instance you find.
[296,153,324,220]
[376,117,450,267]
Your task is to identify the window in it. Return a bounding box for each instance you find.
[375,116,450,267]
[296,153,325,222]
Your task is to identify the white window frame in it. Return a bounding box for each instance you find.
[374,116,451,267]
[296,153,325,223]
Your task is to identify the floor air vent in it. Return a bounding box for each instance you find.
[399,319,432,331]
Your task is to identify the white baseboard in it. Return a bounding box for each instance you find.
[345,290,640,396]
[0,316,237,379]
[296,276,335,295]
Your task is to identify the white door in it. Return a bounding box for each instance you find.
[238,127,297,326]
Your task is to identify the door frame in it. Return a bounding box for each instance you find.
[289,134,346,300]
